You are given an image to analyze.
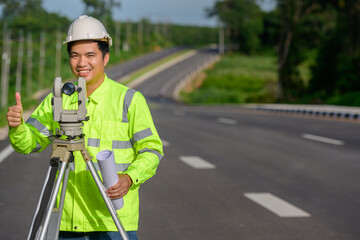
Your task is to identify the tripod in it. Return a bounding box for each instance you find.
[27,136,130,240]
[26,77,129,239]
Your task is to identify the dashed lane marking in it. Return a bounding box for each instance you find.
[162,139,170,147]
[217,118,237,125]
[0,144,14,164]
[302,133,344,146]
[179,156,216,169]
[244,192,311,217]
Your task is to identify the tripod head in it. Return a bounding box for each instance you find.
[52,77,89,139]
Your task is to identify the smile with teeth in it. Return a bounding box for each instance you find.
[77,69,91,76]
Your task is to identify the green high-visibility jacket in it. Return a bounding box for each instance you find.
[9,75,163,232]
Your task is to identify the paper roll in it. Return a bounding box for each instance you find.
[96,150,124,210]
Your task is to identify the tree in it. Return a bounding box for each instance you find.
[0,0,43,20]
[207,0,264,54]
[309,0,360,99]
[260,9,281,52]
[0,0,70,33]
[276,0,323,100]
[82,0,121,19]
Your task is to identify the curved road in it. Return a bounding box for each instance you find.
[0,48,360,240]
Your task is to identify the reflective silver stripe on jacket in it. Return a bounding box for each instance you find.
[87,138,132,149]
[31,141,42,153]
[26,117,52,137]
[88,138,100,147]
[86,162,131,172]
[112,140,132,149]
[138,148,163,161]
[131,128,153,145]
[28,128,42,152]
[122,89,137,123]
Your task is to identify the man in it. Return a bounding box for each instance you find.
[7,15,163,240]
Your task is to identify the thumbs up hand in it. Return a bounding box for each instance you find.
[7,92,24,128]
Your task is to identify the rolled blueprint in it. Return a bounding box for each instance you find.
[96,150,124,210]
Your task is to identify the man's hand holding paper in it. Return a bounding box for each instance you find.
[106,174,132,199]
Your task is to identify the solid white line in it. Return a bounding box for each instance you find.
[244,193,311,217]
[302,133,344,146]
[217,117,237,125]
[128,50,197,88]
[179,156,216,169]
[0,144,14,164]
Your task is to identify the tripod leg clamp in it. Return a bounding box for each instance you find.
[81,148,93,162]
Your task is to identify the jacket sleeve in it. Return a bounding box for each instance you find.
[124,92,164,186]
[9,94,54,154]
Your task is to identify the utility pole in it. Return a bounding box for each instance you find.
[145,20,151,45]
[1,23,11,108]
[26,32,33,97]
[16,29,24,93]
[39,31,46,90]
[219,23,225,55]
[115,21,121,56]
[124,20,131,51]
[162,23,167,40]
[55,31,61,77]
[155,24,160,42]
[1,23,7,107]
[137,20,143,48]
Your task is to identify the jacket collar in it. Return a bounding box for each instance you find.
[71,74,109,104]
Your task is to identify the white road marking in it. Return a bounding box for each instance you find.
[244,192,311,217]
[302,133,344,146]
[0,144,14,164]
[162,139,170,147]
[128,50,197,88]
[217,117,237,125]
[179,156,216,169]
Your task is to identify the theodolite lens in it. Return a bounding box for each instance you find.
[62,82,76,96]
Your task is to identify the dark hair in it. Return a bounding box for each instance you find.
[67,40,109,58]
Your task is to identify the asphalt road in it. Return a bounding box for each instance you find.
[133,51,360,239]
[137,105,360,240]
[105,47,185,81]
[1,48,360,239]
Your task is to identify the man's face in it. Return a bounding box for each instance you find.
[69,40,109,85]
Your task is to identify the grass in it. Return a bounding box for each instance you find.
[181,54,279,104]
[326,91,360,106]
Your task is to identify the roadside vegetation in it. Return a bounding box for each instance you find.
[204,0,360,107]
[181,54,278,104]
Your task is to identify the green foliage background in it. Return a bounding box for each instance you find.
[1,0,360,127]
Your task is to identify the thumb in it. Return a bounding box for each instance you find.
[15,92,22,108]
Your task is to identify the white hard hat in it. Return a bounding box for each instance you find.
[64,15,112,46]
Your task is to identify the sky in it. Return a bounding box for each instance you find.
[43,0,276,27]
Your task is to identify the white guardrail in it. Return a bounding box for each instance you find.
[173,53,221,101]
[242,104,360,121]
